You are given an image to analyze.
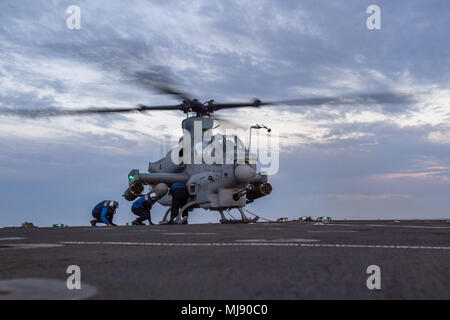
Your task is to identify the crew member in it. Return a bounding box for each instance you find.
[91,200,119,226]
[168,182,189,224]
[131,192,155,225]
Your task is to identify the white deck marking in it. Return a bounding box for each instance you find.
[0,237,26,241]
[162,232,217,235]
[278,238,321,242]
[61,241,450,250]
[308,230,358,233]
[236,238,320,243]
[194,233,218,235]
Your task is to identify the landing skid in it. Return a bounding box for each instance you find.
[219,217,259,224]
[159,205,260,225]
[159,202,195,225]
[219,208,259,224]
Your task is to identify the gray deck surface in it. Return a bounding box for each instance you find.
[0,220,449,299]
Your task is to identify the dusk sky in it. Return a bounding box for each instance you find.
[0,0,449,227]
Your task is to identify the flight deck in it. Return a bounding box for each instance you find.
[0,220,449,299]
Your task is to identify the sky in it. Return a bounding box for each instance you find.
[0,0,449,227]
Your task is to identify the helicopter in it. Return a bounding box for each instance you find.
[0,75,417,224]
[122,96,275,225]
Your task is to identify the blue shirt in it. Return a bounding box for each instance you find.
[171,182,187,190]
[92,200,114,225]
[132,194,152,210]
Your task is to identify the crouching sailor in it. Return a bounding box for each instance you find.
[131,192,156,225]
[130,183,169,226]
[91,200,119,227]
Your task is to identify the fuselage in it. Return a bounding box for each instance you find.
[125,116,270,212]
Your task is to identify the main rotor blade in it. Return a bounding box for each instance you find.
[41,42,194,102]
[0,104,184,118]
[209,92,416,112]
[260,92,418,107]
[131,71,193,102]
[211,99,263,111]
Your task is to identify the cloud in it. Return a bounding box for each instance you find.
[0,0,450,226]
[375,165,450,182]
[428,127,450,145]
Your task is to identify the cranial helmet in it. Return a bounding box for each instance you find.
[110,201,119,208]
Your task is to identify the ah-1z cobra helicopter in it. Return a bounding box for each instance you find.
[0,77,416,224]
[122,95,275,225]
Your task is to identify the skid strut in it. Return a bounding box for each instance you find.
[160,201,197,225]
[219,208,259,224]
[159,208,172,225]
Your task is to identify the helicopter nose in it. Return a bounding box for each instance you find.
[234,164,255,182]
